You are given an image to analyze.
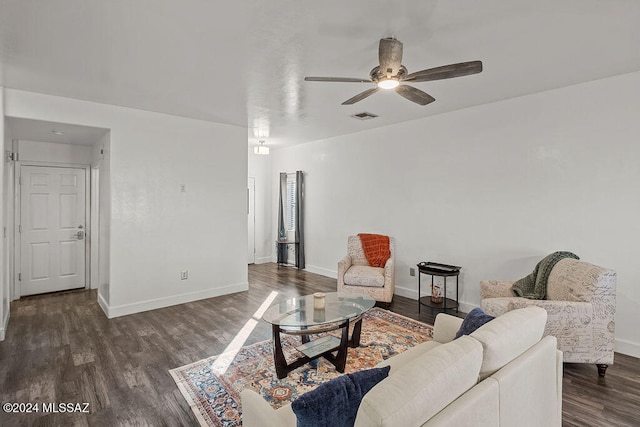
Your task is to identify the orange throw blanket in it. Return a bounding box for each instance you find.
[358,233,391,268]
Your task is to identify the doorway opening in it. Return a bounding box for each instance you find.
[248,177,256,265]
[4,117,110,300]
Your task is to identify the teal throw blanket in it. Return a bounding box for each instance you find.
[512,251,579,300]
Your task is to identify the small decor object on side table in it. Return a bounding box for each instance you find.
[430,281,443,304]
[416,262,461,313]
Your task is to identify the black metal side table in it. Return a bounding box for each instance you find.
[417,262,461,313]
[276,240,300,268]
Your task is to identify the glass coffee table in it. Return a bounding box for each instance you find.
[262,292,376,379]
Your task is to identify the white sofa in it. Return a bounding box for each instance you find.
[242,306,563,427]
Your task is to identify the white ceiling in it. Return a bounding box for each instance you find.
[5,117,108,146]
[2,0,640,149]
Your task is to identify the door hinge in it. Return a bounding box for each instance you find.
[18,273,21,281]
[8,152,18,162]
[18,176,22,185]
[19,225,22,233]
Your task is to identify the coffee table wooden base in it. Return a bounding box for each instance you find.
[272,317,363,379]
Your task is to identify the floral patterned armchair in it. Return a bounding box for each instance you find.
[480,258,616,376]
[337,236,395,306]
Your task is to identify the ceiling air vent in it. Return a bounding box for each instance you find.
[351,112,378,120]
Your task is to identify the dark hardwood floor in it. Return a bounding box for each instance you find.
[1,263,638,426]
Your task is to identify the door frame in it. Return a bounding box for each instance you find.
[90,165,100,290]
[247,177,256,264]
[14,161,92,299]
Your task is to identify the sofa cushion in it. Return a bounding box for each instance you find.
[481,297,538,318]
[344,265,385,287]
[480,297,516,317]
[455,308,495,339]
[489,336,560,427]
[291,366,390,427]
[547,258,615,302]
[432,313,464,344]
[470,306,547,379]
[355,336,483,427]
[375,341,441,372]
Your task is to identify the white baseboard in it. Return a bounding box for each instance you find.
[393,283,418,300]
[394,283,476,313]
[304,264,337,279]
[615,338,640,358]
[255,256,272,264]
[97,292,110,318]
[0,307,9,341]
[98,282,249,319]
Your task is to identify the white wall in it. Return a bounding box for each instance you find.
[0,88,7,340]
[248,149,272,264]
[91,134,111,297]
[18,140,93,164]
[4,89,248,318]
[271,71,640,358]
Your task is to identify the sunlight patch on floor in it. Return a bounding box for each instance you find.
[211,291,279,374]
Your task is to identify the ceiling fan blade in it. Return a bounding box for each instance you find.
[378,38,403,78]
[304,76,371,83]
[395,85,436,106]
[402,61,483,82]
[341,87,380,105]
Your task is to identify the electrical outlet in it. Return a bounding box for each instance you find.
[181,270,188,280]
[409,267,415,277]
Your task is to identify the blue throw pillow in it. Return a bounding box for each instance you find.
[291,366,390,427]
[455,307,495,339]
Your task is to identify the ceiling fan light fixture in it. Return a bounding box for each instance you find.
[304,38,482,106]
[377,79,399,89]
[254,140,270,155]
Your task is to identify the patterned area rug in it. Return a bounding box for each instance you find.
[170,308,432,426]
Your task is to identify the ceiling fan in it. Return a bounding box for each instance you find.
[304,37,482,106]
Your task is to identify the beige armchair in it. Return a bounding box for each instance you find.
[337,236,395,306]
[480,257,616,376]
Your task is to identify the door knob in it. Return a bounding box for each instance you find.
[73,231,85,240]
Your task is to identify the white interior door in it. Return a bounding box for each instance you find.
[248,177,255,264]
[20,165,86,296]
